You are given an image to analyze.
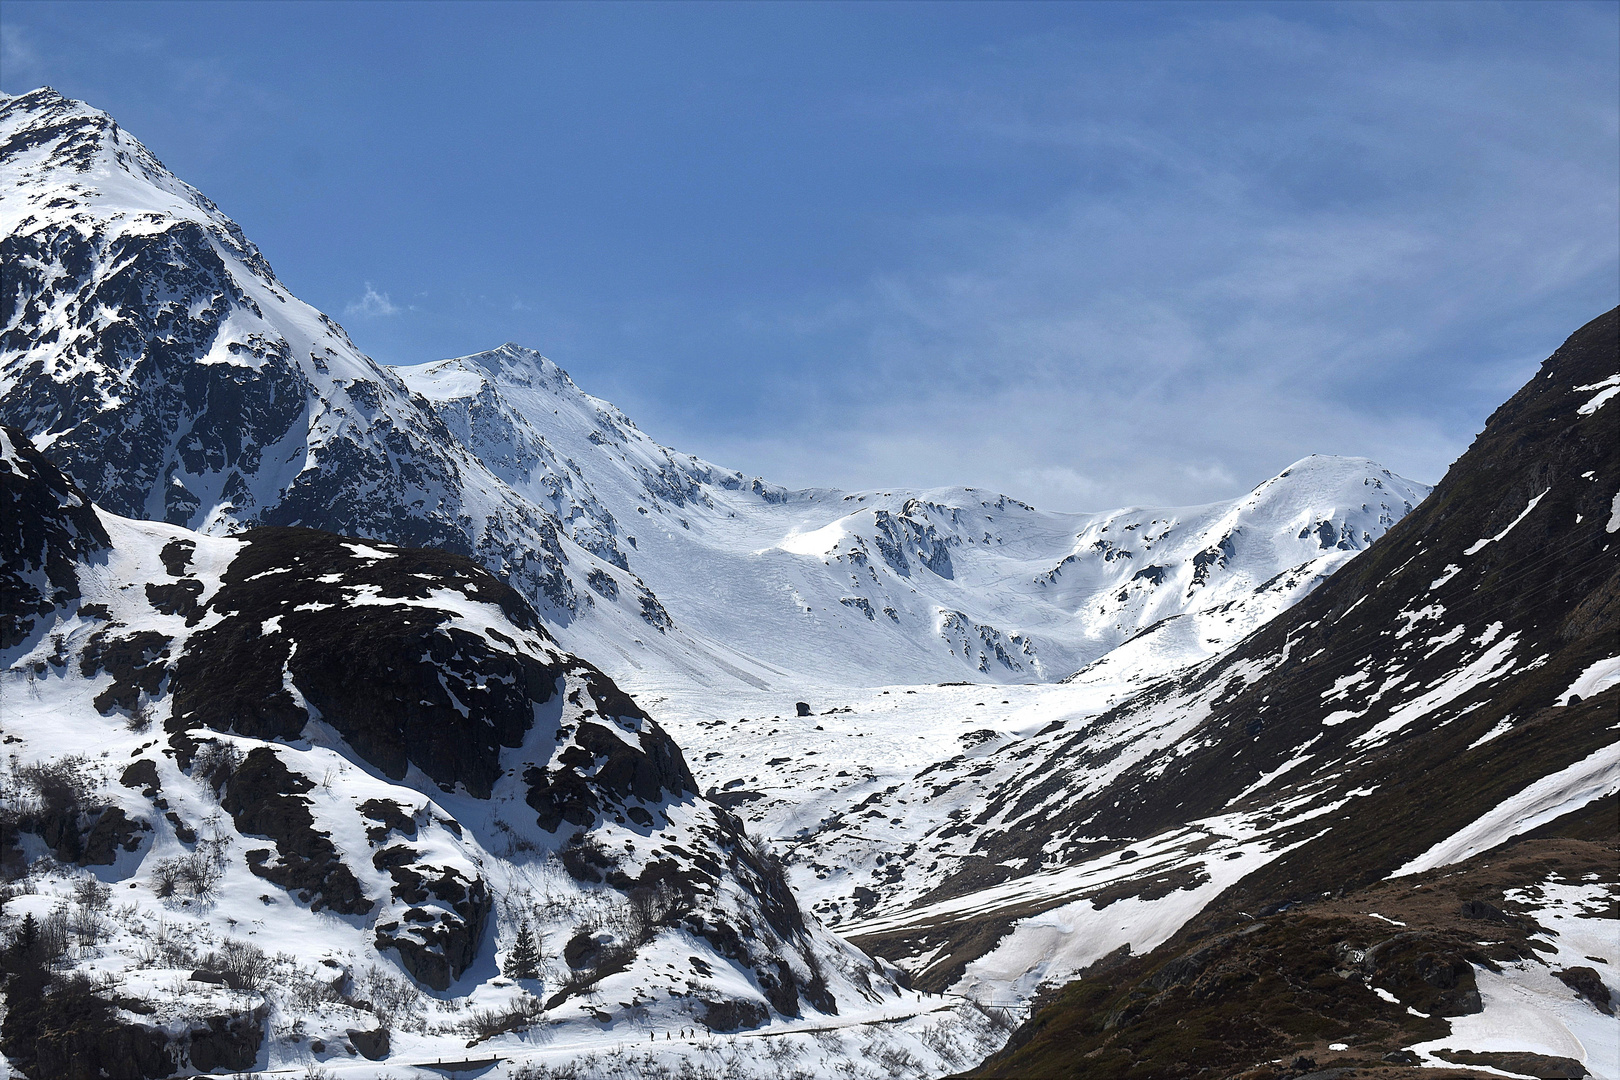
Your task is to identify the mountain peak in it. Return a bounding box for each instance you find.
[0,84,270,276]
[449,342,579,393]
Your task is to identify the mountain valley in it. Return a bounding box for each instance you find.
[1,86,1615,1080]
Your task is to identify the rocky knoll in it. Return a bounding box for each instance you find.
[0,428,902,1077]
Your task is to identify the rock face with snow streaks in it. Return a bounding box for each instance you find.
[0,430,903,1075]
[931,308,1619,1075]
[0,424,109,648]
[0,87,584,622]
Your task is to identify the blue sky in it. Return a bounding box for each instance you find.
[3,1,1616,510]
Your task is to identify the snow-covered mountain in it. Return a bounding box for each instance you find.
[0,88,643,637]
[1,88,1428,694]
[849,309,1620,1076]
[9,83,1609,1078]
[0,425,1007,1078]
[397,346,1429,689]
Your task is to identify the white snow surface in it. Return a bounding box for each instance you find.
[1555,655,1620,706]
[1408,878,1620,1079]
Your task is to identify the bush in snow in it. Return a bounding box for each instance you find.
[359,965,423,1030]
[13,757,95,816]
[124,699,153,733]
[210,938,272,991]
[189,740,241,794]
[68,902,108,948]
[458,995,544,1041]
[151,853,222,900]
[71,877,112,912]
[280,960,343,1012]
[510,1062,581,1080]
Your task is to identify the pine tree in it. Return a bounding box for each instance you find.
[504,922,541,980]
[13,913,39,962]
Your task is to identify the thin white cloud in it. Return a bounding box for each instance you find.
[655,5,1618,512]
[345,282,399,318]
[0,24,42,79]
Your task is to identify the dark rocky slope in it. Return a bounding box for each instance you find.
[966,828,1615,1079]
[939,308,1618,1075]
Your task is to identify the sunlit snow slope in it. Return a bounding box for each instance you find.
[401,345,1430,688]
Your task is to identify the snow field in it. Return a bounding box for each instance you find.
[1408,878,1619,1079]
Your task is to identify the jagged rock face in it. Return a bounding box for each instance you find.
[0,88,582,624]
[371,836,491,990]
[156,522,700,835]
[0,424,108,648]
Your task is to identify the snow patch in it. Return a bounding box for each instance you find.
[1392,742,1620,876]
[1467,715,1516,751]
[1464,488,1549,555]
[1574,372,1620,415]
[1429,564,1462,590]
[342,541,396,560]
[1555,655,1620,706]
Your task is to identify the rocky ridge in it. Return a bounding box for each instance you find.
[888,309,1617,1074]
[403,344,1430,688]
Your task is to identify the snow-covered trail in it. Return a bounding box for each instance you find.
[230,993,997,1078]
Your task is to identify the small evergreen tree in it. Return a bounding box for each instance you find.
[10,912,40,964]
[504,922,541,980]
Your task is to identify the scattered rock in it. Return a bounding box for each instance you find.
[1435,1049,1588,1078]
[347,1026,390,1060]
[1553,966,1613,1014]
[119,758,159,792]
[701,998,768,1032]
[184,1006,266,1073]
